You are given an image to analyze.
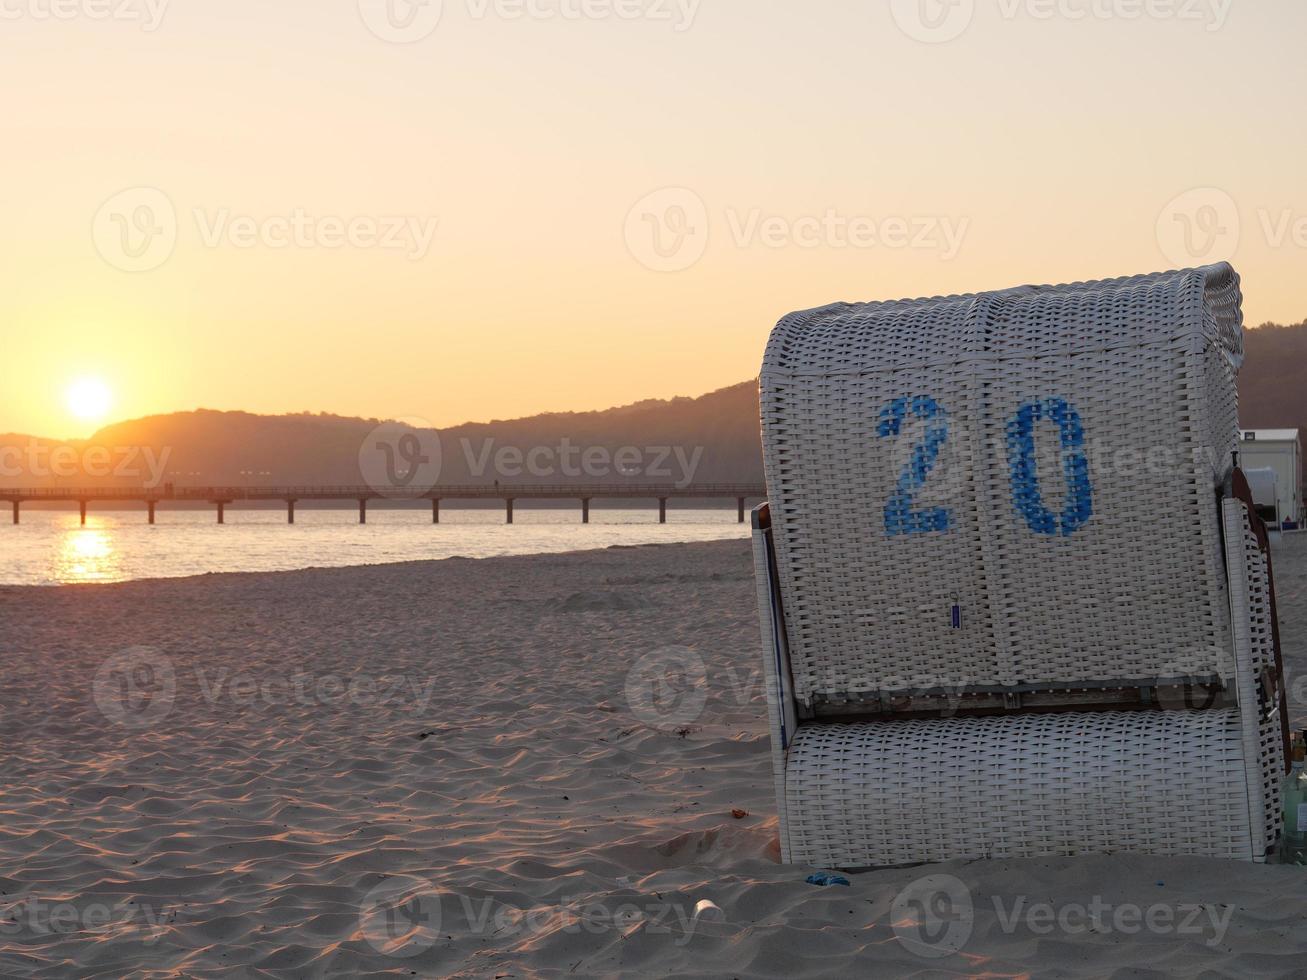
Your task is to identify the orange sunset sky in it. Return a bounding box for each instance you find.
[3,0,1306,439]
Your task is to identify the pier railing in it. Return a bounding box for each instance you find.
[0,484,767,526]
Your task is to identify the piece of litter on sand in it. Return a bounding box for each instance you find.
[731,808,748,819]
[806,872,850,887]
[692,899,724,923]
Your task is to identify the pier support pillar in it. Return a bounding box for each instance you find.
[217,501,225,524]
[287,500,296,524]
[738,497,746,523]
[11,501,18,525]
[658,498,667,524]
[432,498,440,524]
[581,498,590,524]
[79,501,87,526]
[358,499,367,524]
[505,498,514,524]
[148,501,156,525]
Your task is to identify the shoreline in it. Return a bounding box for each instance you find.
[0,537,721,592]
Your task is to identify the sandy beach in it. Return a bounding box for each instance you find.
[1,538,1306,977]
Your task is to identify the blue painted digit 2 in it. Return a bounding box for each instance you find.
[877,395,952,535]
[1005,397,1093,536]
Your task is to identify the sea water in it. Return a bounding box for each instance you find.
[0,506,750,586]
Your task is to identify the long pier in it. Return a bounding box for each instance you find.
[0,484,766,526]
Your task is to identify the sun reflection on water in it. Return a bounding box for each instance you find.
[53,518,123,584]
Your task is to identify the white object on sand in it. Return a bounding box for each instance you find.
[692,899,724,923]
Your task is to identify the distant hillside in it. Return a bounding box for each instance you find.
[1240,321,1307,439]
[0,383,763,489]
[2,322,1302,490]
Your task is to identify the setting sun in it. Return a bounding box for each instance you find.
[65,377,112,423]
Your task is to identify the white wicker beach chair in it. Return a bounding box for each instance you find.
[752,263,1289,868]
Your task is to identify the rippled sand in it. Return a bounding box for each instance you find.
[1,538,1305,977]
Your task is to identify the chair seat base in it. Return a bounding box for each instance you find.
[784,709,1259,868]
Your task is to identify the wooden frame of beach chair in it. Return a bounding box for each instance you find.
[751,264,1287,868]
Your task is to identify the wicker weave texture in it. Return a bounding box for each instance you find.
[760,265,1244,706]
[752,518,795,863]
[1223,498,1285,857]
[784,709,1253,867]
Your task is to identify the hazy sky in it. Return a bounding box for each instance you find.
[4,0,1305,438]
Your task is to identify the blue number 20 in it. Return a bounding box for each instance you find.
[875,394,1095,538]
[877,395,952,536]
[1005,397,1094,536]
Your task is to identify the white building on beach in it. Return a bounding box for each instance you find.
[1239,428,1302,529]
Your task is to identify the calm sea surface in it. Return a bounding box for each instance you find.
[0,506,751,586]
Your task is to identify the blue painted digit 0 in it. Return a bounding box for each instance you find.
[1005,397,1093,536]
[877,395,953,536]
